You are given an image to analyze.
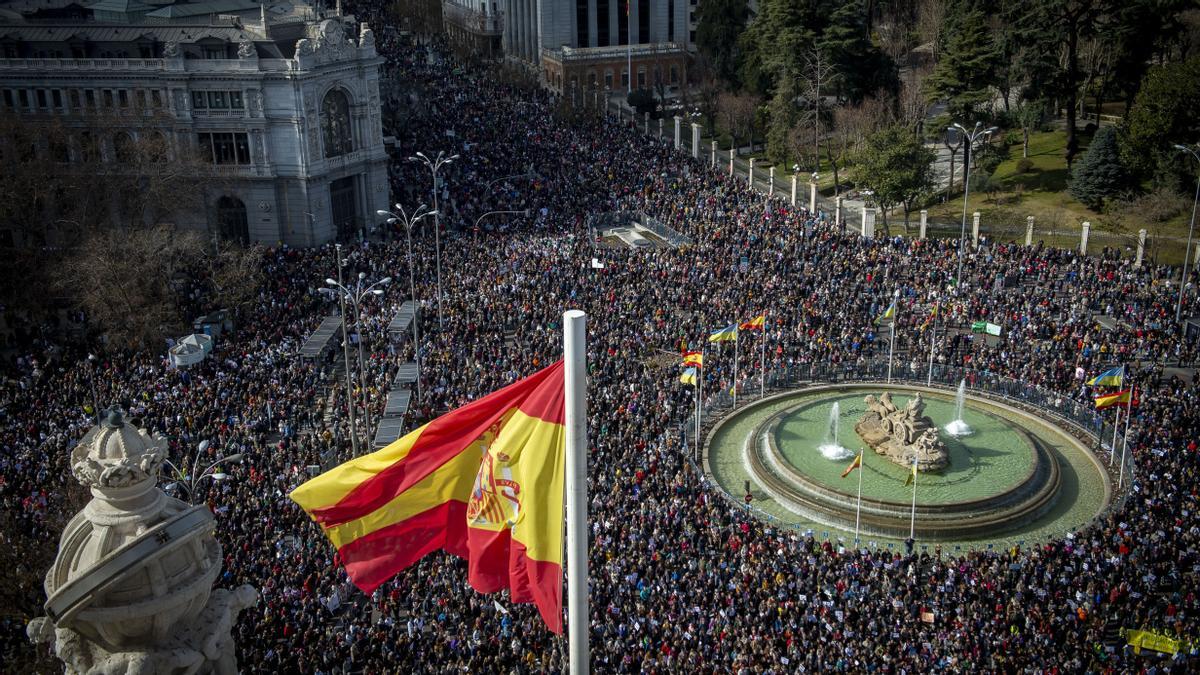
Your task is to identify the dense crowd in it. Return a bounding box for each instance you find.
[3,4,1200,672]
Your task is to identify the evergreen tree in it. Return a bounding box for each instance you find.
[852,126,938,232]
[818,2,898,103]
[1069,126,1127,209]
[924,8,1000,120]
[1119,56,1200,188]
[765,77,799,167]
[694,0,751,87]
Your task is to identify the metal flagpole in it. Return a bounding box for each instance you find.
[926,298,938,386]
[697,345,703,456]
[1119,385,1133,490]
[854,449,864,546]
[1110,405,1121,466]
[760,319,766,399]
[563,310,589,675]
[887,289,900,384]
[733,329,739,407]
[909,455,918,540]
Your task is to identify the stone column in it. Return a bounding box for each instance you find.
[644,111,649,135]
[790,174,798,206]
[673,116,682,150]
[835,197,844,232]
[658,117,664,140]
[729,149,734,177]
[711,140,717,168]
[1025,216,1035,246]
[692,123,701,159]
[972,211,981,247]
[919,210,928,240]
[1136,228,1147,266]
[748,158,756,189]
[862,208,876,239]
[768,167,775,195]
[1080,221,1090,255]
[809,181,818,214]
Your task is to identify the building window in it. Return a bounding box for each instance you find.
[36,90,47,108]
[118,90,129,107]
[151,90,163,108]
[113,132,135,163]
[668,0,675,42]
[52,89,63,108]
[102,90,113,107]
[576,0,588,47]
[229,91,243,109]
[321,89,354,158]
[597,0,610,45]
[197,132,251,165]
[192,91,207,109]
[69,89,80,109]
[3,90,13,108]
[79,131,99,163]
[84,90,95,107]
[617,0,628,45]
[208,91,227,109]
[604,71,613,89]
[18,89,28,107]
[639,0,650,43]
[216,196,249,245]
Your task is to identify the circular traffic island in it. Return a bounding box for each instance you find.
[705,384,1112,546]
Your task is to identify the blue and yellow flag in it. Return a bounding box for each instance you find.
[874,302,896,325]
[708,325,738,343]
[904,455,917,486]
[1087,365,1125,387]
[680,367,698,386]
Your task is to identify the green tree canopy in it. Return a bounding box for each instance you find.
[852,125,938,231]
[1119,56,1200,188]
[694,0,751,87]
[924,8,1000,120]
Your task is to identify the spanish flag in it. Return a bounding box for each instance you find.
[920,304,938,331]
[874,302,896,325]
[1095,388,1134,410]
[739,315,766,331]
[708,324,738,342]
[291,361,566,633]
[1086,365,1125,387]
[841,450,862,478]
[682,351,703,367]
[680,367,698,386]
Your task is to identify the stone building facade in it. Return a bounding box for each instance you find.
[0,1,388,247]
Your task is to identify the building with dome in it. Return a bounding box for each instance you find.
[0,0,388,247]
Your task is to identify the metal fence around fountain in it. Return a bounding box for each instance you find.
[682,359,1136,548]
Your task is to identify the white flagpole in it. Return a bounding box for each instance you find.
[926,298,938,387]
[733,329,739,407]
[697,344,704,453]
[854,449,864,546]
[1119,385,1133,490]
[563,310,589,675]
[887,291,899,384]
[760,320,766,399]
[908,455,917,541]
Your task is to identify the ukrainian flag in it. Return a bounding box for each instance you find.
[1086,365,1125,387]
[874,302,896,325]
[680,368,698,386]
[708,325,738,343]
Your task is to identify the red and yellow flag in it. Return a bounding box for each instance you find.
[682,350,703,367]
[1095,388,1135,410]
[290,361,566,632]
[840,451,862,478]
[739,315,766,331]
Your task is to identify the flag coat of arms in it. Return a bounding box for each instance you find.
[290,361,566,632]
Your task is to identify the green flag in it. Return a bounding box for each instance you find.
[971,321,1002,336]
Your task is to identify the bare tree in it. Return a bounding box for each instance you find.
[798,47,836,174]
[719,91,760,156]
[916,0,948,64]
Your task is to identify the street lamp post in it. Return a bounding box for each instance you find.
[377,204,436,403]
[409,151,459,331]
[87,353,101,423]
[473,209,530,242]
[949,121,998,292]
[162,439,243,505]
[323,269,391,451]
[325,244,359,455]
[1173,143,1200,336]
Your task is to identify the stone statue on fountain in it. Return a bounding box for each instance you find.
[855,392,950,471]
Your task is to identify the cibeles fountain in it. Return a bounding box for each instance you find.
[27,411,256,674]
[705,382,1114,544]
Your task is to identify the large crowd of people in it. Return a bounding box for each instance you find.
[3,3,1200,671]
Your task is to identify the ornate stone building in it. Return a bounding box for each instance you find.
[0,0,388,246]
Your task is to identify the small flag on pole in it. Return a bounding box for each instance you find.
[1086,365,1125,387]
[682,351,703,367]
[841,451,863,478]
[680,367,698,386]
[874,302,896,325]
[708,325,738,342]
[904,456,917,486]
[739,315,766,331]
[1095,388,1135,410]
[970,321,1002,336]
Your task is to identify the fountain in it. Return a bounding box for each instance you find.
[944,380,972,436]
[817,401,854,460]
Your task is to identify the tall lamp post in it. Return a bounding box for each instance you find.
[1173,143,1200,336]
[87,353,101,423]
[323,244,359,455]
[949,121,997,292]
[162,439,243,505]
[322,272,391,452]
[377,204,435,403]
[408,151,459,331]
[473,209,530,242]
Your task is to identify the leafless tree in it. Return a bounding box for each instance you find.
[719,91,760,156]
[797,47,836,175]
[916,0,948,64]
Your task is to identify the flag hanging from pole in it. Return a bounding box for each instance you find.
[841,451,863,478]
[680,367,698,386]
[682,351,703,367]
[1086,365,1125,387]
[708,325,738,342]
[739,315,766,331]
[904,456,917,486]
[874,302,896,325]
[1095,388,1136,410]
[290,361,566,633]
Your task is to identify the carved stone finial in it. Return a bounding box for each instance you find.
[70,408,166,490]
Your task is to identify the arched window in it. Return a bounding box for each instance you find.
[321,89,353,158]
[113,132,135,163]
[216,196,249,246]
